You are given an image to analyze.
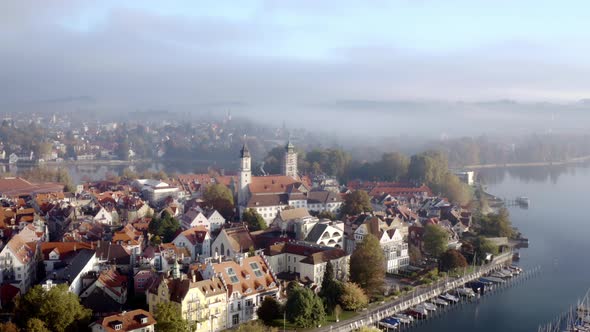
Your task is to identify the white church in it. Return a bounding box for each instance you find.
[237,141,342,225]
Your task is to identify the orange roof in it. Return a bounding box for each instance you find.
[212,256,278,297]
[98,269,128,296]
[0,177,64,197]
[95,309,156,332]
[249,175,301,194]
[112,225,143,245]
[41,242,94,260]
[6,234,35,264]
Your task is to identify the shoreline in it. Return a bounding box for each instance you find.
[462,155,590,169]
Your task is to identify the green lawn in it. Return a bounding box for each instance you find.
[270,310,358,331]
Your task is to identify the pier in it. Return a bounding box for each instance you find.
[315,252,540,332]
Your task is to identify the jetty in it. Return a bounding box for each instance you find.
[315,252,540,332]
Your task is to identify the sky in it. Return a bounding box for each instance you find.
[1,0,590,116]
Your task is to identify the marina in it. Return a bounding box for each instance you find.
[316,251,541,331]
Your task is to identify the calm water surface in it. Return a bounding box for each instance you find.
[414,164,590,332]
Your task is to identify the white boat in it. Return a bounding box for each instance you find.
[500,268,515,276]
[440,293,459,303]
[516,196,530,206]
[414,305,429,315]
[422,302,438,311]
[393,315,413,324]
[456,287,476,297]
[432,298,449,306]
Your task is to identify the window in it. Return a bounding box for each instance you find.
[226,267,240,283]
[249,262,263,278]
[232,314,239,325]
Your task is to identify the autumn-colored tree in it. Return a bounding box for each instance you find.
[202,184,235,218]
[339,282,369,311]
[341,190,372,216]
[350,234,385,298]
[439,249,468,272]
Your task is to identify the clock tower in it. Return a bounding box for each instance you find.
[282,140,297,178]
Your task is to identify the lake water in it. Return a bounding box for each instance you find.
[413,164,590,332]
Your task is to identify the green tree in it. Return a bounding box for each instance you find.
[358,327,381,332]
[474,237,499,263]
[154,302,190,332]
[341,190,372,216]
[25,319,50,332]
[376,152,410,181]
[339,282,369,311]
[423,224,448,258]
[256,296,282,324]
[230,321,278,332]
[202,184,235,218]
[15,284,91,332]
[316,210,337,221]
[439,249,468,272]
[478,208,513,238]
[285,286,326,328]
[350,234,385,298]
[241,208,267,231]
[319,261,343,313]
[148,213,181,243]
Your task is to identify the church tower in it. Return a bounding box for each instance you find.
[238,143,251,207]
[283,140,298,178]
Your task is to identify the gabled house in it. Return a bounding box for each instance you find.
[349,216,409,273]
[0,234,38,292]
[173,226,211,261]
[89,309,156,332]
[265,242,349,288]
[81,268,128,304]
[304,221,345,248]
[148,271,227,332]
[112,224,144,256]
[200,255,279,328]
[211,226,255,259]
[41,248,97,295]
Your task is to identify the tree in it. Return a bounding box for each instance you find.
[231,321,278,332]
[148,213,181,243]
[474,237,499,263]
[150,235,162,246]
[339,282,369,311]
[256,296,282,324]
[341,190,372,216]
[408,243,423,265]
[319,261,343,313]
[350,234,385,298]
[478,208,513,238]
[439,249,468,272]
[154,302,190,332]
[285,286,326,328]
[15,284,91,332]
[0,322,19,332]
[202,184,235,218]
[317,210,337,221]
[25,319,50,332]
[376,152,410,181]
[423,224,448,258]
[241,209,266,231]
[358,327,381,332]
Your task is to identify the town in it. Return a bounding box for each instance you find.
[0,135,520,332]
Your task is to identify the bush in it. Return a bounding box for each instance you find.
[339,282,369,311]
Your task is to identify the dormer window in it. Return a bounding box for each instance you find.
[114,324,122,330]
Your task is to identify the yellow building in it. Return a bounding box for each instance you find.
[148,265,227,332]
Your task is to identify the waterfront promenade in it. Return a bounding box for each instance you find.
[314,252,515,332]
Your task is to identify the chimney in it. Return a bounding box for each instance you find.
[192,272,196,283]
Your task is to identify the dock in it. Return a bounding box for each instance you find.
[315,252,541,332]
